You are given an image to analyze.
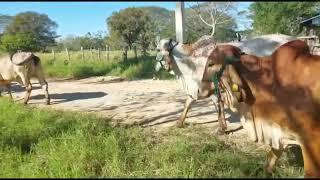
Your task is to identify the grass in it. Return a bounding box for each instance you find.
[35,50,174,80]
[0,98,303,178]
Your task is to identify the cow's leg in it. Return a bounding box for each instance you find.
[5,84,13,100]
[177,96,195,128]
[33,61,50,105]
[265,147,283,173]
[301,145,320,177]
[37,77,50,105]
[217,99,227,135]
[17,73,32,104]
[24,82,32,105]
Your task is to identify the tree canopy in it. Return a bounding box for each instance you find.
[185,3,237,43]
[0,33,38,53]
[107,7,155,58]
[54,32,106,51]
[107,8,153,49]
[2,11,58,52]
[249,2,320,35]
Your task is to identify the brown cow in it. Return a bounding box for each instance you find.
[207,40,320,177]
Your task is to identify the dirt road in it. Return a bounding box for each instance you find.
[7,76,249,141]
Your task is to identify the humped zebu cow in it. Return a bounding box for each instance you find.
[0,52,50,105]
[178,39,320,177]
[155,34,298,134]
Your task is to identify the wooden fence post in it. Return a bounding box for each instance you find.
[52,48,55,63]
[65,48,70,62]
[106,45,110,61]
[98,48,101,60]
[81,46,84,61]
[90,48,93,60]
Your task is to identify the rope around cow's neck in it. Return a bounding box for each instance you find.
[168,39,179,56]
[211,56,240,134]
[212,56,240,97]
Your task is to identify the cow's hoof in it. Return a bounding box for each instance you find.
[176,121,185,128]
[216,129,226,135]
[265,164,274,174]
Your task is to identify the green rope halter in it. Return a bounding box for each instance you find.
[211,56,240,97]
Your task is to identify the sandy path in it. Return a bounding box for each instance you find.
[7,76,250,142]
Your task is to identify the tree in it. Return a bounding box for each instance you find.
[136,14,155,56]
[90,31,106,49]
[184,2,237,42]
[107,8,153,60]
[249,2,320,35]
[105,31,126,50]
[4,11,58,51]
[140,6,175,42]
[106,6,175,50]
[52,31,107,51]
[189,2,238,37]
[0,33,38,53]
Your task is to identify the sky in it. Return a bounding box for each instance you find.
[0,1,252,39]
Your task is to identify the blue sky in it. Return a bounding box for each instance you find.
[0,1,252,39]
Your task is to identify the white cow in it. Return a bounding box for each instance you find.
[0,52,50,105]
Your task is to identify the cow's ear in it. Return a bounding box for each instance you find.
[163,39,171,51]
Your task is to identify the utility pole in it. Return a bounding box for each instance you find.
[175,2,185,43]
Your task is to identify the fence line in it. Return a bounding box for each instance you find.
[47,46,150,62]
[81,46,84,61]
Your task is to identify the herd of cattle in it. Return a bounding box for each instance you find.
[155,34,320,177]
[0,34,319,177]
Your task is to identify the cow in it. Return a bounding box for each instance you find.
[156,36,230,134]
[203,39,320,177]
[0,52,50,105]
[155,34,298,134]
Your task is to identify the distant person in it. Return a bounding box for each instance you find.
[235,32,241,42]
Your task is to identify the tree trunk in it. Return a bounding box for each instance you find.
[123,46,128,62]
[133,46,137,60]
[142,45,147,57]
[106,45,110,61]
[210,25,216,37]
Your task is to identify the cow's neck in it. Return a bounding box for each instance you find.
[171,43,192,60]
[169,43,193,77]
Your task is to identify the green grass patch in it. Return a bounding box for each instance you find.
[0,98,303,178]
[36,50,175,80]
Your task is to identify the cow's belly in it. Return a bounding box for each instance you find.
[252,117,300,149]
[0,71,17,80]
[240,102,302,150]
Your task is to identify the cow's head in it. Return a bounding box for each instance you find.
[207,44,252,111]
[155,38,179,72]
